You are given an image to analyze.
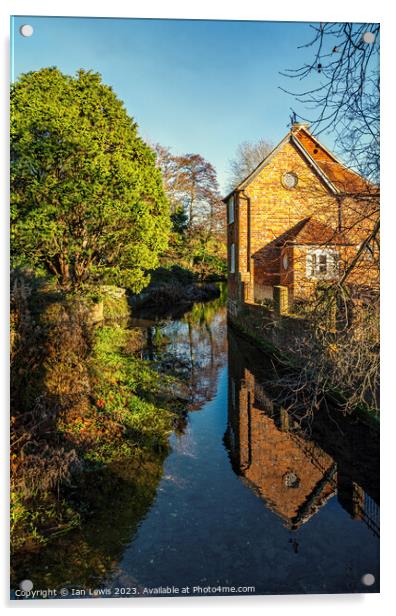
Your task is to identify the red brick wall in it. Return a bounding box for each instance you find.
[226,138,378,303]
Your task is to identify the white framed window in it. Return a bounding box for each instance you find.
[228,196,235,224]
[306,249,339,279]
[230,243,235,273]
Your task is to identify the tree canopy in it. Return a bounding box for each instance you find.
[153,145,226,278]
[11,67,171,291]
[227,138,273,191]
[153,145,223,234]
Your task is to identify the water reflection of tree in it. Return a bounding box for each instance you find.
[150,292,228,412]
[12,293,229,595]
[141,285,227,411]
[11,451,166,593]
[183,305,227,410]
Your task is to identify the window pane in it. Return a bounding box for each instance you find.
[228,197,234,224]
[319,254,327,273]
[330,254,338,274]
[230,243,235,273]
[311,254,317,276]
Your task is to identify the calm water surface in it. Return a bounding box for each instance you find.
[113,294,379,595]
[13,292,380,596]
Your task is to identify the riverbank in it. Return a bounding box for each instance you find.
[130,264,222,315]
[228,301,380,422]
[11,304,379,596]
[10,273,191,559]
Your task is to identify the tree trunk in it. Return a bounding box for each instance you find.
[58,254,70,287]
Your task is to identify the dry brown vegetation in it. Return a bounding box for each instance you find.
[10,272,179,554]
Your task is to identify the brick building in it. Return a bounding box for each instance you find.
[224,123,378,314]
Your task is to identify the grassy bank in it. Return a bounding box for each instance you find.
[10,274,184,558]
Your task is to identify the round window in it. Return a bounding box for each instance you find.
[283,254,288,270]
[283,471,300,489]
[282,171,298,189]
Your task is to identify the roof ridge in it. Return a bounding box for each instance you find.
[293,126,372,186]
[223,126,374,202]
[289,134,338,194]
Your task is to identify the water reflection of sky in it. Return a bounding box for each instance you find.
[12,295,379,596]
[111,314,379,595]
[112,358,379,595]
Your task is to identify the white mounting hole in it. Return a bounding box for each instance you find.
[19,579,33,591]
[362,32,375,44]
[20,24,34,37]
[361,573,375,586]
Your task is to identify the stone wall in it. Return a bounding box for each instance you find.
[228,297,310,354]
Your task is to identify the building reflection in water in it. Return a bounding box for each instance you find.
[225,329,379,537]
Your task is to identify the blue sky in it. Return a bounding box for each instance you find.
[11,16,334,193]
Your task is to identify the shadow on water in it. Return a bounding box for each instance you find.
[12,284,379,596]
[11,287,228,595]
[12,453,167,591]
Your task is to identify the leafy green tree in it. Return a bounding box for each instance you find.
[11,68,171,291]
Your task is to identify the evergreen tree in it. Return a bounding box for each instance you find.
[11,68,171,291]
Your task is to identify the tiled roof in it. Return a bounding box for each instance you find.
[223,125,376,200]
[292,126,372,194]
[279,217,351,246]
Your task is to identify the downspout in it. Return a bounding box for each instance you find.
[238,189,251,272]
[337,195,343,233]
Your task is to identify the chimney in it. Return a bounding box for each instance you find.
[291,122,310,132]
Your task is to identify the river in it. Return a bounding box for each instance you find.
[13,289,380,597]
